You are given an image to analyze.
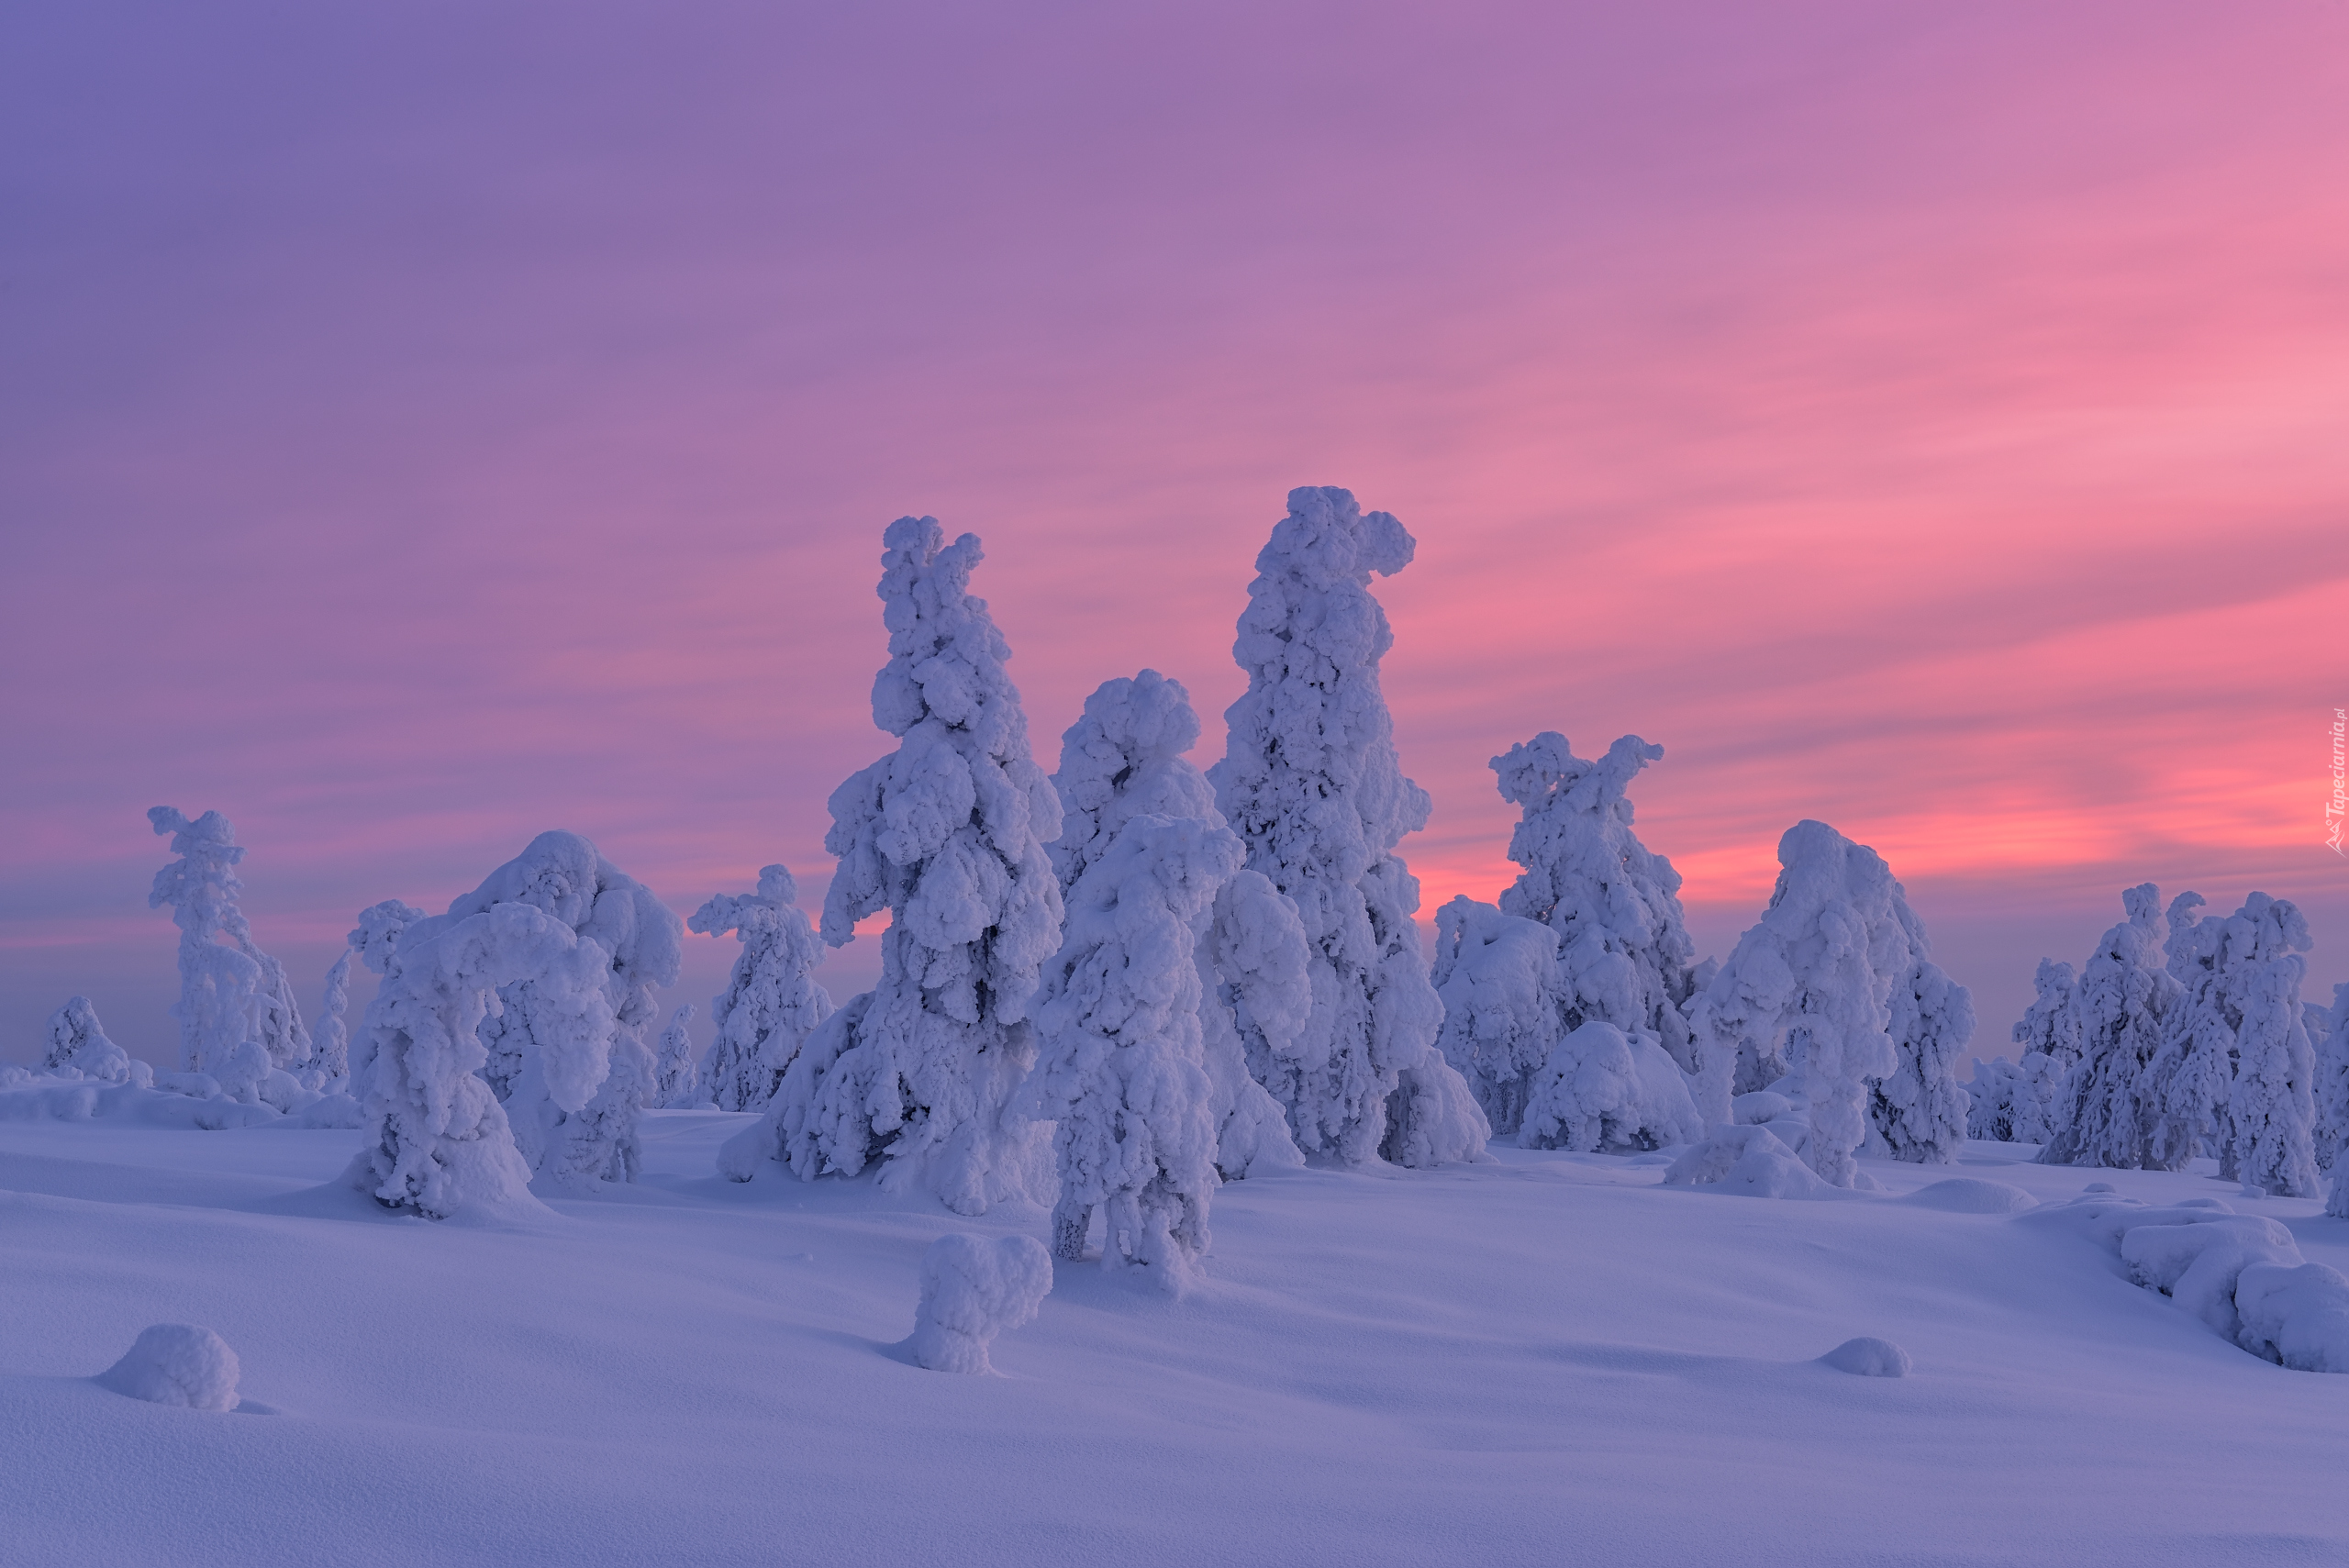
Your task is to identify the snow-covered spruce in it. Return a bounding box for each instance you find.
[1047,671,1305,1178]
[148,806,312,1081]
[689,866,833,1114]
[96,1324,241,1411]
[1430,897,1567,1136]
[908,1233,1053,1374]
[654,1003,698,1108]
[445,832,684,1190]
[1519,1020,1703,1153]
[313,950,354,1089]
[1685,822,1924,1187]
[2039,885,2181,1169]
[1208,487,1487,1167]
[727,518,1066,1216]
[2139,892,2318,1194]
[41,996,135,1084]
[2316,983,2349,1175]
[1968,960,2080,1143]
[1022,815,1241,1286]
[1871,951,1975,1164]
[1491,731,1703,1073]
[346,898,615,1218]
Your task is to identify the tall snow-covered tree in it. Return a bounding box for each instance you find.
[2040,885,2180,1169]
[147,806,310,1078]
[41,996,133,1084]
[2013,959,2085,1071]
[1872,949,1975,1163]
[314,950,354,1089]
[1430,896,1567,1136]
[1965,959,2080,1145]
[2314,983,2349,1173]
[1022,814,1236,1287]
[654,1003,698,1108]
[1686,821,1922,1186]
[688,866,833,1112]
[2229,930,2320,1199]
[447,831,683,1189]
[1208,486,1488,1167]
[1048,671,1305,1177]
[1490,731,1702,1071]
[727,517,1067,1216]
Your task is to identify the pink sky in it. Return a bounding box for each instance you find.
[5,1,2346,1065]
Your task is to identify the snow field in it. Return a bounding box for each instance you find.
[6,1117,2348,1568]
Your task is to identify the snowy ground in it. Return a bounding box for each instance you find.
[5,1113,2347,1567]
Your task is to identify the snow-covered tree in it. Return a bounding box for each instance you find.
[729,517,1067,1216]
[446,831,683,1189]
[1871,952,1975,1163]
[147,806,312,1078]
[2315,984,2349,1173]
[2014,959,2085,1071]
[2041,885,2180,1169]
[1519,1020,1703,1152]
[2139,893,2314,1188]
[1966,1051,2064,1143]
[1022,815,1233,1286]
[1685,821,1920,1186]
[1490,731,1702,1071]
[688,866,834,1114]
[41,996,133,1084]
[1047,671,1305,1178]
[1208,486,1487,1167]
[654,1003,698,1108]
[346,899,615,1219]
[314,951,353,1089]
[1430,896,1567,1135]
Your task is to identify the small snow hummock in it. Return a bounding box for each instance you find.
[1489,731,1705,1077]
[40,996,138,1084]
[1208,487,1487,1168]
[96,1324,241,1411]
[1022,814,1231,1288]
[1047,672,1307,1180]
[1820,1337,1910,1377]
[1518,1021,1702,1154]
[2040,885,2182,1170]
[733,518,1067,1217]
[689,865,834,1113]
[907,1233,1053,1374]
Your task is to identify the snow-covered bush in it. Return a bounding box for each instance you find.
[734,518,1067,1216]
[689,866,834,1114]
[1872,954,1974,1163]
[1661,1122,1841,1200]
[1208,486,1486,1167]
[346,898,614,1218]
[1048,671,1306,1179]
[2040,885,2180,1169]
[314,950,353,1089]
[148,806,317,1082]
[1519,1020,1702,1153]
[1490,731,1703,1070]
[2140,892,2317,1194]
[908,1232,1053,1374]
[1024,815,1234,1286]
[40,996,134,1084]
[446,832,684,1190]
[1684,822,1919,1186]
[97,1323,242,1410]
[1431,897,1566,1136]
[654,1003,698,1108]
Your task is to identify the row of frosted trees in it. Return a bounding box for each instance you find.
[1966,885,2348,1207]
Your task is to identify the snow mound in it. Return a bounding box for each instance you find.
[0,1081,281,1130]
[284,1092,365,1129]
[1820,1337,1910,1377]
[908,1233,1052,1375]
[96,1324,241,1411]
[1661,1124,1846,1200]
[1904,1178,2036,1214]
[2021,1194,2349,1371]
[1520,1021,1703,1153]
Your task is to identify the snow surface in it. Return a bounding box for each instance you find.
[9,1115,2347,1565]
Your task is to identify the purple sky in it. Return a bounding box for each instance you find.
[6,2,2347,1067]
